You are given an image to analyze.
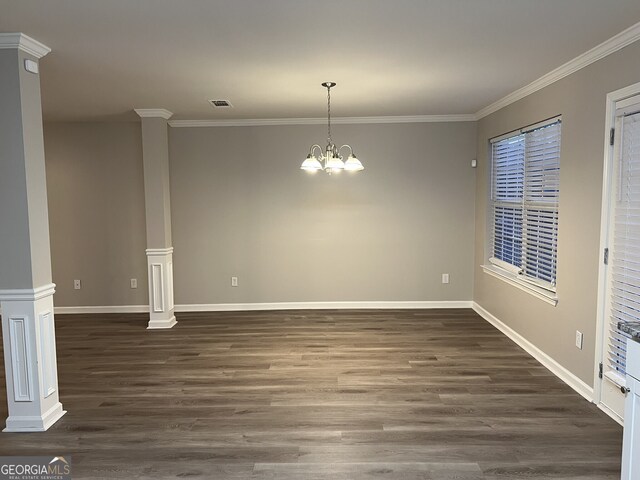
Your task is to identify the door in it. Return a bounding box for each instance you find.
[598,94,640,421]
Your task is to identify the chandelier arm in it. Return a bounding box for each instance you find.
[309,144,323,156]
[337,144,354,158]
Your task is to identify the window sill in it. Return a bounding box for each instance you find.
[481,264,558,306]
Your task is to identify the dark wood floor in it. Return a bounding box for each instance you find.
[0,309,623,479]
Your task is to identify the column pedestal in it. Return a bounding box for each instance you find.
[0,284,66,432]
[146,248,176,329]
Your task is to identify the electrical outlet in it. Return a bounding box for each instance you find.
[575,331,584,350]
[74,279,81,290]
[231,276,238,287]
[442,273,450,284]
[130,278,138,289]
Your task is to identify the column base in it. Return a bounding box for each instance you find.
[3,402,66,432]
[147,316,177,330]
[146,247,176,330]
[1,284,65,433]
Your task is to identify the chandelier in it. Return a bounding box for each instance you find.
[300,82,364,174]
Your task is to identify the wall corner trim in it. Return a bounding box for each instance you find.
[472,301,594,403]
[0,33,51,58]
[475,20,640,119]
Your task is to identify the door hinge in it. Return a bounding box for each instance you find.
[599,362,603,379]
[610,128,615,146]
[604,248,609,265]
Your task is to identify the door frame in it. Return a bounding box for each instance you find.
[594,81,640,424]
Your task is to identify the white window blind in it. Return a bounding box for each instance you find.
[491,134,524,269]
[609,110,640,376]
[490,119,561,290]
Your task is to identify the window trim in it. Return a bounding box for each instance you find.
[491,116,562,143]
[481,264,559,306]
[484,116,561,305]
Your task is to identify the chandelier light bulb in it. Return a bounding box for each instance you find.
[300,154,322,171]
[344,154,364,171]
[326,155,345,171]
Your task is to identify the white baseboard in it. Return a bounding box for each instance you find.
[54,305,149,314]
[175,300,474,312]
[49,301,472,315]
[472,302,594,402]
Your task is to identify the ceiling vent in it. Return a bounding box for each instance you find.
[209,99,233,108]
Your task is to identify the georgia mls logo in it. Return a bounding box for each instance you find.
[48,457,70,474]
[0,456,72,480]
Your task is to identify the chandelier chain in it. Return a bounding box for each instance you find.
[327,85,332,145]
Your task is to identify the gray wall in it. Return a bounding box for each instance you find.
[473,41,640,386]
[169,122,477,305]
[44,122,148,306]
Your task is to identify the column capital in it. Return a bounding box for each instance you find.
[0,33,51,59]
[146,247,174,256]
[135,108,173,120]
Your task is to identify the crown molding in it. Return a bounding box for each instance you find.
[476,20,640,119]
[134,108,173,119]
[168,114,476,128]
[0,33,51,59]
[149,21,640,127]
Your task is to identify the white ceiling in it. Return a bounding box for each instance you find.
[2,0,640,122]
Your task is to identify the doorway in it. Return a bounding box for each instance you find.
[596,83,640,423]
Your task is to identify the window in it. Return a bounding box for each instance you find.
[488,118,561,293]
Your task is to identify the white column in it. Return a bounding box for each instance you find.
[135,109,176,329]
[0,33,66,431]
